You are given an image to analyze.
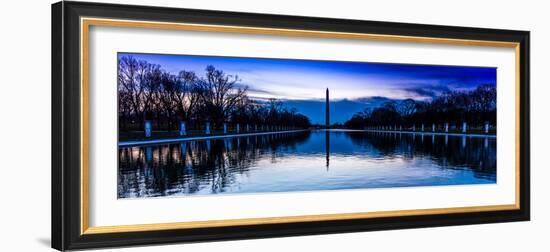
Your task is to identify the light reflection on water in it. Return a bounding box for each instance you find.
[118,130,496,198]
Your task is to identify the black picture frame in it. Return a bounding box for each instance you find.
[52,1,530,251]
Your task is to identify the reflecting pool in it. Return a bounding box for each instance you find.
[118,130,496,198]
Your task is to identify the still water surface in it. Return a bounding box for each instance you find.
[118,130,496,198]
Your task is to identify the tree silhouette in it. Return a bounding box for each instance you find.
[118,56,311,139]
[344,85,496,130]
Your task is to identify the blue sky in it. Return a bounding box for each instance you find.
[118,53,496,101]
[119,53,496,123]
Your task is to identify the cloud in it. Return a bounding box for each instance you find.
[354,96,397,104]
[402,84,452,100]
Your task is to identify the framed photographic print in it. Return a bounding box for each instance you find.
[52,1,530,250]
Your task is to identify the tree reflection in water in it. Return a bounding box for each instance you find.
[118,130,496,198]
[118,131,311,198]
[344,131,496,181]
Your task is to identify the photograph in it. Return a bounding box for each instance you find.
[117,53,497,198]
[48,1,532,250]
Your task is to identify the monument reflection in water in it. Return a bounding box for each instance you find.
[118,130,496,198]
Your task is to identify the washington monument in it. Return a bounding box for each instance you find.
[326,88,330,128]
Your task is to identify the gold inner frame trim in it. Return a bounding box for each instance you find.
[84,204,517,234]
[80,17,522,235]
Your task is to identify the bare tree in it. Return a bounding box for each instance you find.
[118,56,151,125]
[398,99,417,117]
[195,65,248,127]
[175,70,198,122]
[118,59,311,139]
